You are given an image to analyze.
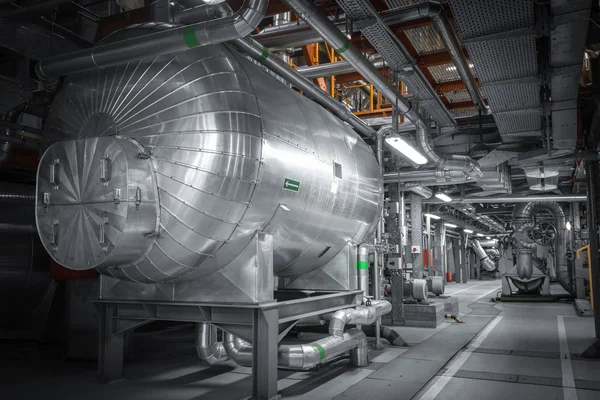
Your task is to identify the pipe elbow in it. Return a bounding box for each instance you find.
[419,1,444,19]
[233,0,268,37]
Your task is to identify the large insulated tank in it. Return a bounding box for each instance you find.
[35,24,382,284]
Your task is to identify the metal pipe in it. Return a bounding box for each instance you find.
[232,37,375,138]
[328,300,392,338]
[422,195,588,204]
[402,183,433,199]
[173,2,233,24]
[36,0,269,90]
[0,223,36,233]
[0,182,35,205]
[195,323,228,365]
[296,59,386,79]
[357,243,369,294]
[225,328,368,369]
[383,169,472,185]
[374,131,384,349]
[470,239,496,272]
[385,2,487,113]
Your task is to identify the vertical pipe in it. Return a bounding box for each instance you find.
[400,190,406,269]
[374,131,384,349]
[273,12,292,86]
[411,193,424,278]
[357,243,369,294]
[426,214,431,273]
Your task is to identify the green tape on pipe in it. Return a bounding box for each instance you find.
[311,343,326,360]
[183,26,200,48]
[257,48,269,62]
[335,40,351,54]
[356,261,369,270]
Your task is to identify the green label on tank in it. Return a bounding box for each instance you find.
[283,178,300,192]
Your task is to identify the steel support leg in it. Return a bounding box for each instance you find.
[98,303,124,383]
[251,308,280,400]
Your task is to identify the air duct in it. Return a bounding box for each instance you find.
[512,202,572,294]
[36,0,268,90]
[174,1,233,24]
[470,239,496,272]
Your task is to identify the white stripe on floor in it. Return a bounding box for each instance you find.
[471,286,502,303]
[415,315,503,400]
[447,281,491,296]
[558,315,578,400]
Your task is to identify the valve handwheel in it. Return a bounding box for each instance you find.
[529,222,557,246]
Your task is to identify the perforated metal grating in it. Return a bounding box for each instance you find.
[466,36,538,83]
[495,113,541,134]
[386,0,430,9]
[447,0,534,40]
[482,83,540,113]
[444,89,471,103]
[450,107,479,119]
[405,26,445,55]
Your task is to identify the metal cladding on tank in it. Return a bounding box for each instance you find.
[35,24,383,283]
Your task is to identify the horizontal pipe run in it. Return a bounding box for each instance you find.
[422,195,588,204]
[36,0,268,89]
[233,36,376,138]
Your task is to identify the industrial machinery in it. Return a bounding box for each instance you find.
[34,23,390,398]
[502,202,573,298]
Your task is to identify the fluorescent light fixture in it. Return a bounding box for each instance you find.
[424,213,441,220]
[486,236,491,240]
[476,233,485,237]
[566,221,572,231]
[385,137,428,165]
[435,193,452,202]
[444,223,458,228]
[463,229,473,234]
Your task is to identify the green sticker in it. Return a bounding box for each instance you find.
[356,261,369,270]
[258,48,269,62]
[183,26,200,48]
[336,39,351,54]
[311,343,325,360]
[283,178,300,192]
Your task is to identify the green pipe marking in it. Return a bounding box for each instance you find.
[336,39,351,54]
[311,342,326,360]
[258,48,269,62]
[357,260,369,270]
[183,26,200,48]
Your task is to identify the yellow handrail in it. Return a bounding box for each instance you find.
[577,245,593,309]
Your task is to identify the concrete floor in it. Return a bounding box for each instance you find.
[1,279,599,400]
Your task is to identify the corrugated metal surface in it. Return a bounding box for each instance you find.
[405,26,445,55]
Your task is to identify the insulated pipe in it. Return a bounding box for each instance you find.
[173,2,233,24]
[512,202,571,294]
[385,2,487,113]
[232,37,375,138]
[383,169,472,185]
[357,243,369,294]
[36,0,268,89]
[477,239,499,248]
[422,195,588,204]
[470,239,496,272]
[0,182,35,205]
[0,223,36,233]
[225,328,368,369]
[296,59,386,79]
[195,323,228,365]
[402,183,433,199]
[328,300,392,338]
